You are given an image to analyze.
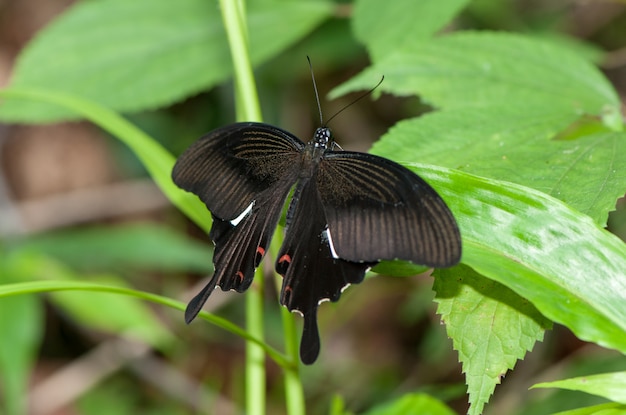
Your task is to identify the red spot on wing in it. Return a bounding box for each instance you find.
[236,271,244,283]
[278,254,291,265]
[276,253,292,276]
[282,285,293,303]
[254,246,266,267]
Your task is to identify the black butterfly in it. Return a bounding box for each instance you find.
[172,119,462,364]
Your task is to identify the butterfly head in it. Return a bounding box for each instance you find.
[313,127,331,149]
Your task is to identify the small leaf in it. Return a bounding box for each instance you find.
[533,372,626,405]
[352,0,470,62]
[434,265,551,415]
[361,393,456,415]
[372,260,429,277]
[550,403,626,415]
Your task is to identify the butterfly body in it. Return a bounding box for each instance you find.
[173,122,461,364]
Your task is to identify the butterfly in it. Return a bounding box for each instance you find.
[172,116,462,364]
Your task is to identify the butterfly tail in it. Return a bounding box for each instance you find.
[184,277,218,324]
[300,311,320,365]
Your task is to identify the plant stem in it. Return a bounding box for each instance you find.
[281,307,306,415]
[219,1,306,414]
[220,0,261,123]
[218,1,265,414]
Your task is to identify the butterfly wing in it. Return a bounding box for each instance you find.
[172,122,304,322]
[173,122,305,220]
[317,151,461,267]
[275,178,374,364]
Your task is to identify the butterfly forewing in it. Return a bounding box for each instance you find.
[317,151,461,267]
[172,122,304,221]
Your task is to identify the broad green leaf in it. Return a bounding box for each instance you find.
[530,33,605,65]
[0,87,210,234]
[0,0,333,122]
[361,393,456,415]
[336,32,625,227]
[375,106,626,226]
[409,166,626,356]
[551,403,626,415]
[533,372,626,405]
[352,0,470,62]
[11,223,212,274]
[434,265,551,415]
[0,253,43,415]
[332,31,619,113]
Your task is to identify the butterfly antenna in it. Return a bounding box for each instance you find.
[307,56,324,126]
[325,75,384,126]
[308,56,384,127]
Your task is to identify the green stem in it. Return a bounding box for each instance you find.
[270,221,305,414]
[220,0,262,123]
[245,268,266,415]
[218,1,265,414]
[281,308,306,415]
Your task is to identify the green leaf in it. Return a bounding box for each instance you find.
[329,394,353,415]
[433,265,551,415]
[352,0,470,62]
[551,403,626,415]
[371,260,429,277]
[0,253,43,415]
[0,0,333,122]
[12,223,212,274]
[375,106,626,226]
[411,166,626,356]
[361,393,456,415]
[533,372,626,405]
[337,31,625,227]
[332,31,619,113]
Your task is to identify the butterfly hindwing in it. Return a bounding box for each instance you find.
[317,151,461,267]
[276,177,373,364]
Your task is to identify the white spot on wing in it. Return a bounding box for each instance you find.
[323,227,339,259]
[230,201,254,226]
